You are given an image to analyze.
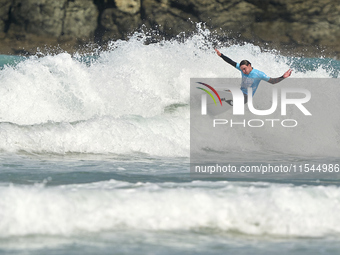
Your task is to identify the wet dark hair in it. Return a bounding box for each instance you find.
[240,60,251,66]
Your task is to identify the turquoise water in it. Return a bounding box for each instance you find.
[0,31,339,255]
[0,54,25,69]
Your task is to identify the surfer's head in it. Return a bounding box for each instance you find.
[239,60,252,75]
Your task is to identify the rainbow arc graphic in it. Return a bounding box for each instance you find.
[196,82,222,106]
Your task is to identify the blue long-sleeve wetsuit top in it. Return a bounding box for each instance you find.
[220,54,270,96]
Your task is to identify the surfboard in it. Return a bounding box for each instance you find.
[206,90,233,116]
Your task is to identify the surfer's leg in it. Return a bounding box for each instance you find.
[243,93,248,104]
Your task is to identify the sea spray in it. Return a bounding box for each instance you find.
[0,29,339,156]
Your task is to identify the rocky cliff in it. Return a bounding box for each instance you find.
[0,0,339,57]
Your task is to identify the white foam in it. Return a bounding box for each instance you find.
[1,181,340,238]
[0,29,338,156]
[0,114,189,156]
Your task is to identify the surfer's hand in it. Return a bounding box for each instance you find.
[283,69,292,78]
[215,49,221,56]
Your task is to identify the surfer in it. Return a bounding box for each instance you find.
[215,49,292,103]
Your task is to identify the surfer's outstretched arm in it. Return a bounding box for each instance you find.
[267,69,292,84]
[215,49,237,68]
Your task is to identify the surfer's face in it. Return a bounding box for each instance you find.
[240,64,252,75]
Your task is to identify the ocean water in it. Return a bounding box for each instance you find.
[0,29,340,255]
